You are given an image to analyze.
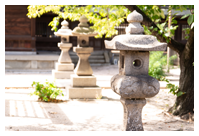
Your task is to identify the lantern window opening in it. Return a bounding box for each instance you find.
[121,55,125,68]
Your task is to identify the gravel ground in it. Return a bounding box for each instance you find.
[5,65,194,131]
[5,88,194,131]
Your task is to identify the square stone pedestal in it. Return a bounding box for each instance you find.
[52,70,74,79]
[66,86,102,99]
[55,63,74,71]
[52,63,74,79]
[71,74,96,87]
[66,74,102,99]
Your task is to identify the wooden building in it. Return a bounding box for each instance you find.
[5,5,189,53]
[5,5,36,52]
[5,5,189,70]
[5,5,112,54]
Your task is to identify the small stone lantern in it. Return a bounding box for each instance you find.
[52,20,74,79]
[66,15,101,99]
[104,10,167,131]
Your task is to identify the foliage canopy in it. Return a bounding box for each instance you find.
[27,5,194,40]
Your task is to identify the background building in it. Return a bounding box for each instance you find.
[5,5,189,70]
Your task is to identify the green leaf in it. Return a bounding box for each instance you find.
[149,26,153,29]
[153,27,158,31]
[188,14,194,26]
[172,19,178,24]
[181,14,190,19]
[177,91,184,97]
[158,22,166,30]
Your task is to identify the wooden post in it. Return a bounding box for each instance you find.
[31,18,36,51]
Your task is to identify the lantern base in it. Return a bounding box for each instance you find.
[66,86,102,99]
[55,62,74,71]
[71,74,96,87]
[120,97,146,131]
[66,74,101,99]
[52,70,74,79]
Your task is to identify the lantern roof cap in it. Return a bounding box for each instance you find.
[54,20,72,37]
[105,34,167,51]
[127,10,143,23]
[105,10,167,51]
[71,15,98,37]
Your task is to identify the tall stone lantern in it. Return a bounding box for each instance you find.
[66,15,101,99]
[104,10,167,131]
[52,20,74,79]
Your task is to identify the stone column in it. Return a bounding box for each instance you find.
[73,47,93,76]
[120,98,146,131]
[58,44,72,64]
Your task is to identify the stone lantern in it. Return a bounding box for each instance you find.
[66,15,101,99]
[52,20,74,79]
[104,10,167,131]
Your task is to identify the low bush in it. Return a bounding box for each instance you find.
[31,80,64,102]
[148,51,177,80]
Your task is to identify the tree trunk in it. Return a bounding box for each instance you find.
[124,5,194,119]
[168,28,194,119]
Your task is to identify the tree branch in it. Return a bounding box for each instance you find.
[124,5,185,54]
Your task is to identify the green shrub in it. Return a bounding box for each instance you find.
[31,80,64,102]
[148,51,177,80]
[161,77,186,97]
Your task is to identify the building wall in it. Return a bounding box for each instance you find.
[5,5,36,52]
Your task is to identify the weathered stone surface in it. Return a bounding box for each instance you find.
[58,43,72,63]
[126,10,144,34]
[54,20,72,43]
[55,63,74,71]
[71,15,98,37]
[71,15,98,47]
[127,10,143,23]
[105,35,167,51]
[52,20,74,79]
[73,47,93,76]
[52,70,74,79]
[66,86,102,99]
[104,10,167,131]
[52,43,74,78]
[119,51,149,76]
[71,75,96,87]
[77,36,89,47]
[104,10,167,51]
[111,74,160,99]
[73,47,93,53]
[120,97,146,131]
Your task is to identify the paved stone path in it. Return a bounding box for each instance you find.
[5,88,194,131]
[5,65,194,131]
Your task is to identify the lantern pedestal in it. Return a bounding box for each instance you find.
[52,43,74,79]
[66,47,101,99]
[120,98,146,131]
[66,86,102,99]
[66,75,101,99]
[67,15,101,99]
[73,47,93,76]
